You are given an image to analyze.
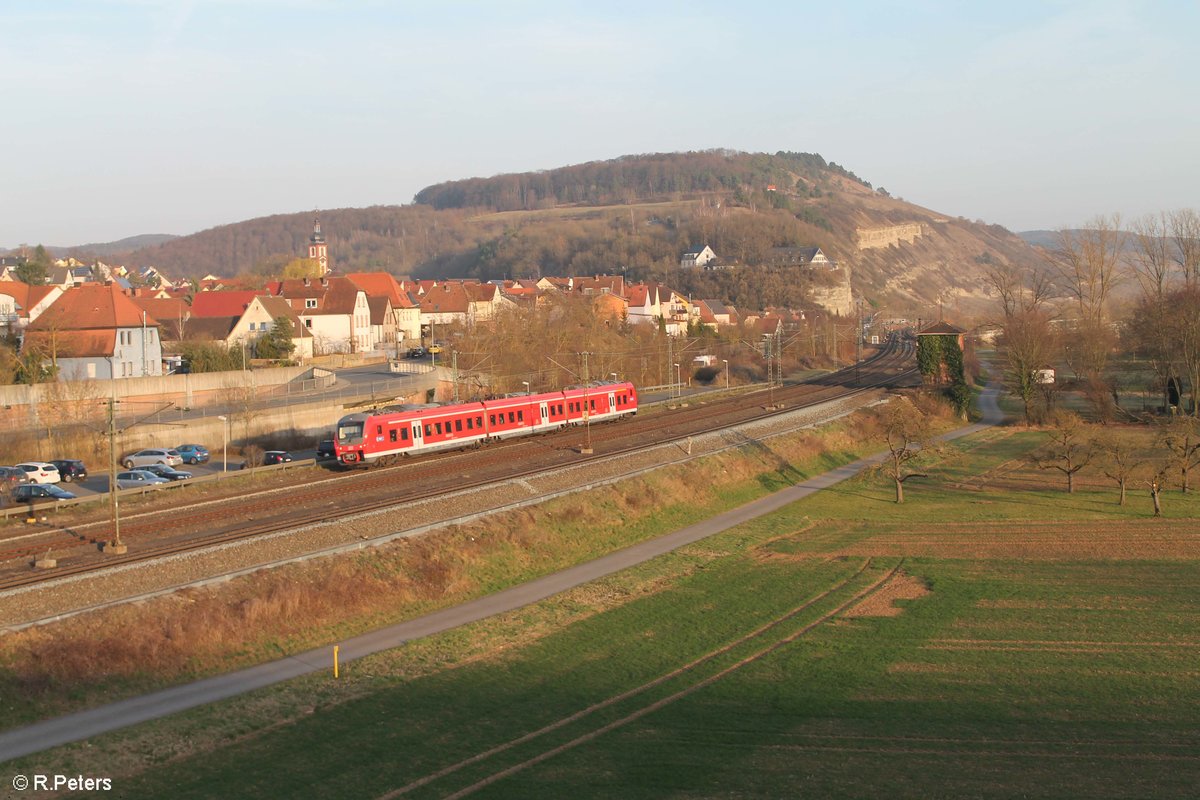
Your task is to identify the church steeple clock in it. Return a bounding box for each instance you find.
[308,218,329,275]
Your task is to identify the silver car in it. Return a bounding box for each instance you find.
[122,448,183,469]
[115,470,171,490]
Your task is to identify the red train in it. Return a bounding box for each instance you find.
[333,381,638,466]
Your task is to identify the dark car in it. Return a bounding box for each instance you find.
[49,459,88,483]
[174,444,210,465]
[13,484,77,502]
[407,346,426,358]
[0,466,31,490]
[316,440,336,461]
[139,463,193,482]
[241,450,294,469]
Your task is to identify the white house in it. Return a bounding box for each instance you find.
[680,245,717,269]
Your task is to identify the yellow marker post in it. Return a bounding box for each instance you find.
[333,645,340,679]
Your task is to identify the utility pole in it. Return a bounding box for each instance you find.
[856,299,863,386]
[104,396,126,554]
[452,351,459,403]
[666,335,674,399]
[580,351,593,454]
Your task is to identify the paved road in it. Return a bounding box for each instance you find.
[0,384,1004,764]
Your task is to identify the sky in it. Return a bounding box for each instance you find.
[3,0,1197,248]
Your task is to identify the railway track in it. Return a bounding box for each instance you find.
[0,340,916,593]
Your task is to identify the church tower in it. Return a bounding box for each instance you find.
[308,218,329,275]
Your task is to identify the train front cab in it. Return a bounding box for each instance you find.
[334,413,368,465]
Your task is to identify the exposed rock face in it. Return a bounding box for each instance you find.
[856,223,924,250]
[810,267,854,316]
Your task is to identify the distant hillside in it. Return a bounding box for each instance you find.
[118,150,1043,317]
[414,150,872,211]
[0,234,180,259]
[70,233,180,257]
[1018,230,1060,249]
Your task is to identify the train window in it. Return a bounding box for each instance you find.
[466,417,473,430]
[517,410,524,421]
[401,429,408,441]
[376,425,383,434]
[590,399,596,410]
[455,419,463,432]
[476,416,483,428]
[390,430,397,442]
[436,422,444,434]
[507,411,515,424]
[489,414,496,426]
[424,424,431,437]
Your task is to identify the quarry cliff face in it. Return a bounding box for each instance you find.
[856,223,924,250]
[827,198,1040,317]
[809,267,854,317]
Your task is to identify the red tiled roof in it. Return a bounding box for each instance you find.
[418,283,470,314]
[345,272,415,309]
[0,281,57,314]
[130,296,190,325]
[189,290,262,318]
[27,283,160,331]
[23,329,116,358]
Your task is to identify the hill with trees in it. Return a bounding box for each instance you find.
[114,150,1043,317]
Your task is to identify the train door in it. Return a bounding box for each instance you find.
[411,421,423,451]
[607,392,616,415]
[539,401,549,429]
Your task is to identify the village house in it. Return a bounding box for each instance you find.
[268,277,372,354]
[345,272,421,347]
[0,281,63,337]
[766,246,835,269]
[680,245,717,269]
[23,283,164,380]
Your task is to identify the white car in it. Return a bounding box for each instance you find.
[15,462,61,484]
[122,448,184,469]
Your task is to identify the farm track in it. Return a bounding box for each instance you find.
[380,558,904,800]
[0,342,916,592]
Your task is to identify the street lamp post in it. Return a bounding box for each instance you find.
[217,415,228,473]
[722,359,729,391]
[673,362,681,400]
[521,381,530,395]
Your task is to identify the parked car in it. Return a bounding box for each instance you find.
[138,464,193,481]
[316,440,336,461]
[407,346,426,358]
[428,343,444,355]
[13,483,77,502]
[115,470,171,490]
[174,444,210,465]
[122,448,184,469]
[241,450,294,469]
[15,462,61,484]
[0,466,31,491]
[50,459,88,483]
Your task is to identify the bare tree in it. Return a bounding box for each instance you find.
[1130,212,1178,301]
[1160,415,1200,492]
[1034,412,1093,493]
[1170,208,1200,285]
[1046,215,1123,390]
[1091,430,1144,505]
[873,399,938,503]
[1169,284,1200,415]
[987,264,1058,426]
[1146,461,1171,517]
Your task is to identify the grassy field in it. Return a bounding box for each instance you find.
[18,413,1200,798]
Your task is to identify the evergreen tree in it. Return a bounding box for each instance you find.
[255,317,296,361]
